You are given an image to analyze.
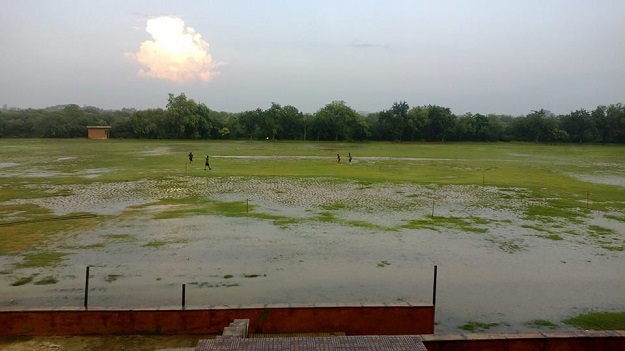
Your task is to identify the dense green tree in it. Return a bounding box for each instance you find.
[424,105,455,141]
[314,101,364,141]
[559,109,596,143]
[379,101,409,142]
[1,94,624,143]
[406,106,428,141]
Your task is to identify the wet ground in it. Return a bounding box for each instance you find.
[1,171,624,334]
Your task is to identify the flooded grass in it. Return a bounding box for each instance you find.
[402,216,489,234]
[17,251,68,269]
[143,239,188,248]
[1,140,624,333]
[10,275,36,287]
[34,276,58,285]
[458,321,502,332]
[563,311,625,330]
[524,319,558,329]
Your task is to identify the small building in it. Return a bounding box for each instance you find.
[86,126,111,139]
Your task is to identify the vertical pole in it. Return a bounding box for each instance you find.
[182,284,186,309]
[432,265,438,306]
[431,199,435,218]
[84,266,90,308]
[246,199,249,213]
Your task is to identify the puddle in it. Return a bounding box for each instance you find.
[138,147,173,156]
[0,162,18,168]
[570,173,625,187]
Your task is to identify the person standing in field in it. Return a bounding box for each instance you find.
[337,153,341,164]
[188,151,193,163]
[348,152,352,164]
[204,155,211,170]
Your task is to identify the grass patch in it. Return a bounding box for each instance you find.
[188,281,240,288]
[588,225,616,236]
[143,239,187,248]
[545,233,564,241]
[0,209,102,254]
[525,319,558,329]
[10,275,36,286]
[151,198,251,219]
[223,274,233,279]
[605,213,625,223]
[377,260,391,267]
[524,204,583,223]
[563,311,625,330]
[17,251,68,268]
[34,276,58,285]
[274,217,306,228]
[458,321,501,332]
[64,242,106,249]
[521,224,549,232]
[104,274,123,283]
[104,233,136,241]
[243,273,266,278]
[485,238,525,253]
[402,216,489,234]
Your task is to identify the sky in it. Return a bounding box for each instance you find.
[1,0,624,116]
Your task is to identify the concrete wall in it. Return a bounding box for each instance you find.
[0,303,435,336]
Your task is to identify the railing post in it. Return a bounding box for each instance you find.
[84,266,90,308]
[432,265,438,306]
[182,283,186,309]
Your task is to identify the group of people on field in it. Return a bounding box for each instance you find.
[187,151,353,170]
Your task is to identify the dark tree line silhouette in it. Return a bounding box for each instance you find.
[1,94,624,143]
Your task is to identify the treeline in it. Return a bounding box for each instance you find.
[1,94,624,143]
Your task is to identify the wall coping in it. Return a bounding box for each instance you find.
[0,302,430,312]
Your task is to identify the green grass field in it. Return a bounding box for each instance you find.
[1,139,624,256]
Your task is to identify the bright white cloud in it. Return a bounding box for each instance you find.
[132,16,221,83]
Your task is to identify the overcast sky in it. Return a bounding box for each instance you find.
[1,0,623,116]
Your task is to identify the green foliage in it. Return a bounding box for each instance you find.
[1,97,625,142]
[563,311,625,330]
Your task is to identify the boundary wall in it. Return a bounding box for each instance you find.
[0,303,434,336]
[422,331,625,351]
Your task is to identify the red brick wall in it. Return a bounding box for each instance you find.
[0,303,434,336]
[421,331,625,351]
[87,128,109,139]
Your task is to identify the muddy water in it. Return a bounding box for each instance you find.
[1,177,624,333]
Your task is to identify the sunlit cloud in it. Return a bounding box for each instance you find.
[131,16,221,83]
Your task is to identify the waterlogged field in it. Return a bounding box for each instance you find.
[0,139,624,333]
